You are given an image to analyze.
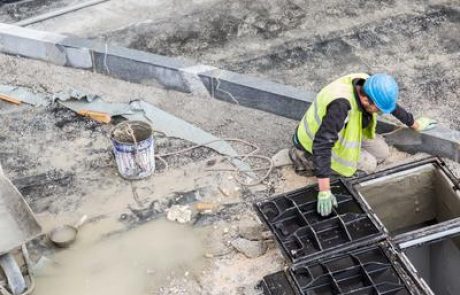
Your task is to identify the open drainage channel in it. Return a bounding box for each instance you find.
[256,157,460,295]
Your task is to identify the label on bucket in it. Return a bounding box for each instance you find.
[112,137,155,179]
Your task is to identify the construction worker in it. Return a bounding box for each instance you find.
[290,73,437,216]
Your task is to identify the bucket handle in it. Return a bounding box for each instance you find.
[126,124,148,172]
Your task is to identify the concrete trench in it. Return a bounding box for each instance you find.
[405,236,460,295]
[354,161,460,294]
[354,163,460,234]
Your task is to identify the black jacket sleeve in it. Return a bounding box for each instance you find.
[391,104,415,127]
[312,98,351,178]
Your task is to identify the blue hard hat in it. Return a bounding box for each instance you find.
[363,73,399,113]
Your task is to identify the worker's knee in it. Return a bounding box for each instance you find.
[289,146,314,172]
[358,150,377,174]
[362,134,390,164]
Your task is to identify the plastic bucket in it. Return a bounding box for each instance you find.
[111,121,155,180]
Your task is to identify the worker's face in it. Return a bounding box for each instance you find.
[361,96,380,114]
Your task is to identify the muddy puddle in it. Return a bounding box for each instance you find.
[34,218,209,295]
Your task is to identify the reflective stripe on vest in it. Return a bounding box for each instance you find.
[305,100,361,149]
[302,117,358,169]
[331,153,357,170]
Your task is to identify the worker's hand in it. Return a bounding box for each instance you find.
[413,117,438,132]
[317,190,338,217]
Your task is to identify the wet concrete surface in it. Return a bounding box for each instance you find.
[33,219,208,295]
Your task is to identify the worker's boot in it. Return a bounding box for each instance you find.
[289,147,313,173]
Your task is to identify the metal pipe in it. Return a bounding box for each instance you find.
[394,217,460,249]
[398,227,460,249]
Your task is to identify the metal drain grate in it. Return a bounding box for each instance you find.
[255,180,384,263]
[290,245,413,295]
[261,271,296,295]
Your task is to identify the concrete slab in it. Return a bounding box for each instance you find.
[90,44,193,91]
[0,23,92,69]
[199,69,315,120]
[64,46,92,69]
[383,125,460,163]
[179,64,217,96]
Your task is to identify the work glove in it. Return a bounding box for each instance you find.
[317,190,338,217]
[414,117,438,132]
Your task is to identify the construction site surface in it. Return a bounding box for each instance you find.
[0,1,459,295]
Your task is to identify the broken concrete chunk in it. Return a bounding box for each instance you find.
[166,205,192,224]
[238,225,271,241]
[230,237,267,258]
[218,177,242,199]
[271,148,293,168]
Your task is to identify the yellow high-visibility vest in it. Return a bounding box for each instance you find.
[297,73,377,176]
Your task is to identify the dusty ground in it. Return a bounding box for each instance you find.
[0,53,300,295]
[24,0,459,130]
[105,0,458,130]
[0,53,457,295]
[0,54,296,156]
[27,0,223,38]
[0,0,459,293]
[0,0,78,23]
